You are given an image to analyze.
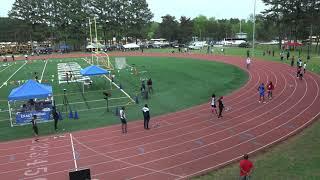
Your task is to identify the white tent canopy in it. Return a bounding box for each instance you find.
[123,43,140,49]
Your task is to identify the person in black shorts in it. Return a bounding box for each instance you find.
[147,78,153,94]
[142,104,150,129]
[218,97,225,118]
[52,106,59,131]
[31,115,39,141]
[210,94,218,116]
[119,107,127,134]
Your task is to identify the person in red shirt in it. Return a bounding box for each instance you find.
[240,154,254,180]
[267,81,275,100]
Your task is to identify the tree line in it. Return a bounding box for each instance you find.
[1,0,319,51]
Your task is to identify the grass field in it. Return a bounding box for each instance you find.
[0,56,248,141]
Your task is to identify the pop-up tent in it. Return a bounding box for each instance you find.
[80,65,109,76]
[80,65,109,93]
[8,80,53,127]
[8,80,52,101]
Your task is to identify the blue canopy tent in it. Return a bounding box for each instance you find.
[80,65,109,76]
[80,65,109,93]
[8,80,53,127]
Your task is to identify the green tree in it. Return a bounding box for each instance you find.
[193,15,208,40]
[156,15,179,41]
[177,16,193,43]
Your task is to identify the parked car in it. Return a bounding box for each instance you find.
[238,42,251,48]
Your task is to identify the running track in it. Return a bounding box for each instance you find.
[1,52,320,180]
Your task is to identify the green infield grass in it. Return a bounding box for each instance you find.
[0,56,248,141]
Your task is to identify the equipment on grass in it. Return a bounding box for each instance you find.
[103,92,111,112]
[62,89,72,118]
[91,52,114,70]
[115,57,129,70]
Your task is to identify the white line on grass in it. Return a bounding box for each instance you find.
[0,61,27,89]
[81,58,135,103]
[40,59,49,83]
[0,64,13,73]
[69,133,78,171]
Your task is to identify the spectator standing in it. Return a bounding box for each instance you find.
[147,78,153,94]
[239,154,254,180]
[218,97,224,118]
[210,94,218,116]
[119,107,127,134]
[142,104,150,129]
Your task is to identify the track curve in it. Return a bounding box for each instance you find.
[0,52,319,180]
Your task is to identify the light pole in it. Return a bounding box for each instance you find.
[252,0,257,58]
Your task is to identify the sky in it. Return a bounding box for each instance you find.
[0,0,266,21]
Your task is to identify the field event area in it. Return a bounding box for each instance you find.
[0,55,247,140]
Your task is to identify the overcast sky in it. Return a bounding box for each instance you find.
[0,0,266,21]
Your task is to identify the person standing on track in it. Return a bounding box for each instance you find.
[246,57,251,69]
[210,94,218,116]
[119,107,127,134]
[142,104,150,129]
[267,81,274,100]
[239,154,254,180]
[258,83,266,103]
[303,62,307,74]
[218,97,224,118]
[30,115,39,142]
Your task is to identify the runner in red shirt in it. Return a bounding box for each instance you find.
[267,81,274,100]
[239,154,254,180]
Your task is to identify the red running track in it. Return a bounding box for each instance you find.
[0,52,320,180]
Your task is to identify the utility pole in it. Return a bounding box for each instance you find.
[252,0,257,58]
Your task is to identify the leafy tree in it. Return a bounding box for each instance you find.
[156,15,179,41]
[193,15,208,40]
[177,16,193,43]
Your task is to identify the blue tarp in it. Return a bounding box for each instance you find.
[80,65,109,76]
[8,80,53,101]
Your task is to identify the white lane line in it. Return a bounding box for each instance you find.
[40,59,49,83]
[178,74,320,180]
[70,133,78,171]
[73,136,183,179]
[0,61,27,89]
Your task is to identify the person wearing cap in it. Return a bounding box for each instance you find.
[218,97,224,118]
[239,154,254,180]
[142,104,150,129]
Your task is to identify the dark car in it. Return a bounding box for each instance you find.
[238,42,251,48]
